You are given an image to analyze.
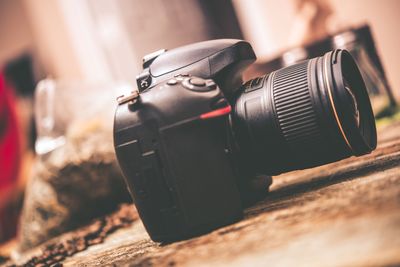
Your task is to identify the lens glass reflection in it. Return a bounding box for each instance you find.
[344,79,360,128]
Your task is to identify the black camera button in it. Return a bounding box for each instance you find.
[136,69,152,91]
[167,79,178,86]
[174,74,189,81]
[182,77,215,92]
[189,77,206,87]
[174,73,190,77]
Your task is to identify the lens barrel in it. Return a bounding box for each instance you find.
[233,50,376,175]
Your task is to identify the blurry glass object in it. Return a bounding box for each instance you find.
[288,0,333,48]
[233,0,333,60]
[247,25,396,118]
[34,79,66,155]
[332,30,396,115]
[17,79,132,252]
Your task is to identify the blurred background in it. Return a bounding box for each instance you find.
[0,0,399,257]
[1,0,400,86]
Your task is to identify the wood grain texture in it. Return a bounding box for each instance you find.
[8,121,400,267]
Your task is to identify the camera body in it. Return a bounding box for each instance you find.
[114,39,377,242]
[136,39,256,97]
[114,75,242,242]
[135,39,271,204]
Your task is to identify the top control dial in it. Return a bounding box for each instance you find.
[181,77,217,92]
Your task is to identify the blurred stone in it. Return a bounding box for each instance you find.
[17,126,131,252]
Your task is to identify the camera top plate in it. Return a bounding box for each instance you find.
[136,39,256,96]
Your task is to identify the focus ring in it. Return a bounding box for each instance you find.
[272,61,321,146]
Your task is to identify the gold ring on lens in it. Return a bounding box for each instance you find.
[323,55,354,152]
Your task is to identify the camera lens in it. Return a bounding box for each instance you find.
[233,50,376,175]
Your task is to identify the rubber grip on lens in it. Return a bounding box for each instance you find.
[272,61,321,146]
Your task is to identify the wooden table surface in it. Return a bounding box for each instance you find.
[7,121,400,267]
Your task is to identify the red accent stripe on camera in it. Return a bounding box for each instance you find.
[200,105,231,120]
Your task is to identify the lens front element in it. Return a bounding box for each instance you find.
[343,79,360,128]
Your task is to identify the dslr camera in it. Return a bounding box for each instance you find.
[114,39,376,242]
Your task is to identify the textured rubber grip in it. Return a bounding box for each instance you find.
[272,61,321,146]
